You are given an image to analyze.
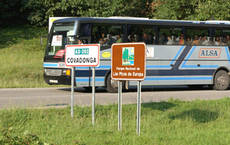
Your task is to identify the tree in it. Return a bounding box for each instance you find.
[151,0,230,21]
[22,0,152,26]
[0,0,27,26]
[152,0,198,20]
[192,0,230,20]
[3,0,230,26]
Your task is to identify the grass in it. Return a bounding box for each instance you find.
[0,25,58,88]
[1,98,230,145]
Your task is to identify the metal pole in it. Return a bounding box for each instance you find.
[137,81,141,136]
[71,67,75,118]
[118,81,122,131]
[92,67,95,126]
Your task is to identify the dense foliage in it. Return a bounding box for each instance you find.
[153,0,230,20]
[21,0,152,26]
[1,0,230,26]
[0,0,27,26]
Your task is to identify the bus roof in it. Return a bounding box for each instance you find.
[53,17,230,28]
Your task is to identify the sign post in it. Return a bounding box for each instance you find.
[92,67,96,125]
[137,81,141,135]
[65,44,100,121]
[71,67,75,118]
[111,43,146,135]
[118,81,122,131]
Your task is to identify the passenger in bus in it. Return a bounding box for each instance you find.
[192,35,200,45]
[214,37,222,46]
[106,34,115,46]
[208,37,215,45]
[198,35,204,45]
[128,34,135,42]
[134,34,140,42]
[99,38,104,45]
[77,39,83,44]
[159,33,167,45]
[148,34,154,44]
[221,37,226,46]
[207,37,214,45]
[116,34,122,43]
[223,36,227,45]
[226,35,230,46]
[185,37,192,45]
[99,32,107,45]
[151,35,156,44]
[101,32,106,40]
[200,36,209,46]
[142,33,150,44]
[166,36,175,45]
[178,34,185,45]
[175,35,179,42]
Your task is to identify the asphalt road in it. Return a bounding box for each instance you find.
[1,86,230,109]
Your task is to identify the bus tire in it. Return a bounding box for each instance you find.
[213,70,230,90]
[83,87,92,92]
[106,73,118,93]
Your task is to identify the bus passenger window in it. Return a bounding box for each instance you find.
[159,27,184,45]
[92,24,125,50]
[226,35,230,46]
[127,24,156,44]
[78,23,92,44]
[186,28,209,46]
[215,29,230,46]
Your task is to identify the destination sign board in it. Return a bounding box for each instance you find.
[111,43,146,80]
[65,44,100,67]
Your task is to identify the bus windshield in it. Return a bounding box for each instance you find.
[45,22,76,60]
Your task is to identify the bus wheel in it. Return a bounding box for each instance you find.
[83,87,92,92]
[106,73,118,93]
[213,70,230,90]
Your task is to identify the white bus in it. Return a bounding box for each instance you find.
[43,17,230,92]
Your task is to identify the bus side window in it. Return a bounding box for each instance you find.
[215,29,230,46]
[92,24,125,50]
[78,23,92,44]
[127,24,156,44]
[187,28,209,46]
[158,27,184,45]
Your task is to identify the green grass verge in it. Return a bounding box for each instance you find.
[0,25,62,88]
[1,98,230,145]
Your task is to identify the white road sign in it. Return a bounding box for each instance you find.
[65,44,100,67]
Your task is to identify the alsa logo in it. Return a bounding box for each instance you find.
[199,48,221,58]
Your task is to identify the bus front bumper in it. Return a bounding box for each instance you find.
[43,68,71,85]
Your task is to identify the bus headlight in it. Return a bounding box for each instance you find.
[65,69,71,76]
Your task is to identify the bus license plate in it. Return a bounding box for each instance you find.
[49,80,58,83]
